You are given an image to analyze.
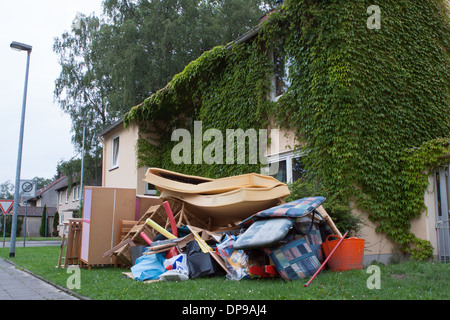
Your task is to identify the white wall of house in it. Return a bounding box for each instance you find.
[100,121,149,196]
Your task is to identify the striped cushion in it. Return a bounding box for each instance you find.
[265,237,321,281]
[239,196,326,227]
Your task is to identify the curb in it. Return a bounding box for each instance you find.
[4,259,90,300]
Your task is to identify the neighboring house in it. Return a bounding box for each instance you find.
[98,2,450,263]
[27,175,66,208]
[15,176,66,237]
[17,206,57,237]
[55,176,82,235]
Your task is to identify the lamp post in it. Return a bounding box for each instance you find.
[80,123,86,206]
[9,41,32,258]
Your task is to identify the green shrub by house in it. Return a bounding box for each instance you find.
[1,215,23,238]
[125,0,450,259]
[53,211,59,237]
[40,205,48,237]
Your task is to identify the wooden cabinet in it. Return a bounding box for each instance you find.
[80,187,137,266]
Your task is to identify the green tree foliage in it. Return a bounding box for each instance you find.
[1,216,23,238]
[33,177,52,190]
[53,14,108,183]
[0,181,14,200]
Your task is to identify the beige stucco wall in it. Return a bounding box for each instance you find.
[101,121,150,196]
[411,174,439,256]
[266,118,298,157]
[57,188,80,214]
[102,121,140,189]
[351,174,439,264]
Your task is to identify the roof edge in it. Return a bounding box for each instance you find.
[98,118,124,139]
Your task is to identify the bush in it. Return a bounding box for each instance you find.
[52,211,59,237]
[39,205,48,237]
[0,215,23,237]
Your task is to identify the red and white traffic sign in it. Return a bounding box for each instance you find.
[0,200,13,214]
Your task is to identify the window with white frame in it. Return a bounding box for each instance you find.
[145,182,157,195]
[111,134,120,169]
[65,189,69,203]
[264,151,306,183]
[72,185,79,202]
[59,191,62,205]
[144,167,158,195]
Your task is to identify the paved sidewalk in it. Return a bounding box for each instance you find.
[0,258,79,300]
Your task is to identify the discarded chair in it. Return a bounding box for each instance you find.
[56,218,82,268]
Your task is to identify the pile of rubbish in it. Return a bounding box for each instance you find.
[104,168,364,283]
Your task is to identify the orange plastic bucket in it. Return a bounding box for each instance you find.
[321,234,365,272]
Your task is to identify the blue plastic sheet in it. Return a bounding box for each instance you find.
[130,252,166,281]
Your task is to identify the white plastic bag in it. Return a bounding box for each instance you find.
[160,253,189,281]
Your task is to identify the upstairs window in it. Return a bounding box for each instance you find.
[273,46,293,99]
[111,134,120,169]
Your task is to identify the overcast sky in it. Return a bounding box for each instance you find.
[0,0,104,185]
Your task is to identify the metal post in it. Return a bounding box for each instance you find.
[10,47,31,258]
[2,214,5,248]
[23,198,27,247]
[45,208,48,238]
[80,124,86,208]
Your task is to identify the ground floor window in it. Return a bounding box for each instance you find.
[144,168,158,195]
[145,183,157,195]
[264,151,306,183]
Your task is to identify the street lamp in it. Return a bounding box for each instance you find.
[10,41,32,52]
[9,41,32,258]
[80,123,86,206]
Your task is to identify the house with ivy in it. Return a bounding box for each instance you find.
[98,0,450,263]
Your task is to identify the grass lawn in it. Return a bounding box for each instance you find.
[0,245,449,300]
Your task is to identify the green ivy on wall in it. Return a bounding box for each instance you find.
[124,0,450,260]
[125,40,275,178]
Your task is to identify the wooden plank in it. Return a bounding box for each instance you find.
[56,233,66,268]
[316,205,342,237]
[102,238,135,257]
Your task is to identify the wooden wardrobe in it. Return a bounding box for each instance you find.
[80,186,137,267]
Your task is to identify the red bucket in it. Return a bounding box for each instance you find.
[321,234,365,272]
